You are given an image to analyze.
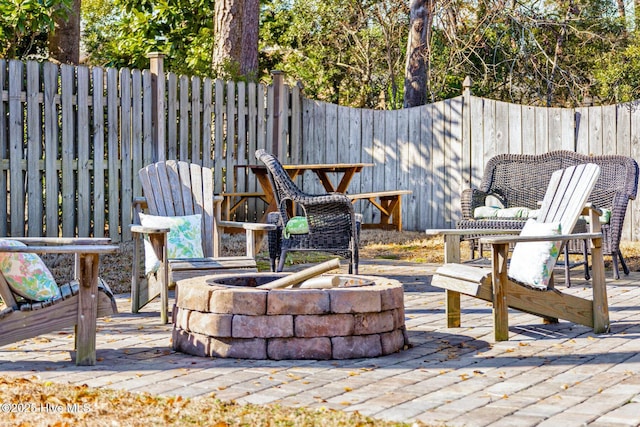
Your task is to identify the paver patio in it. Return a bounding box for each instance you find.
[2,259,640,427]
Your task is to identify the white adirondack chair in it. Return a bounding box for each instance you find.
[431,164,610,341]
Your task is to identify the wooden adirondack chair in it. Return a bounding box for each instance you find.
[130,160,275,323]
[0,238,118,365]
[431,164,610,341]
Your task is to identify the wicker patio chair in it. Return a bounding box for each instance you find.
[457,151,639,280]
[255,149,360,273]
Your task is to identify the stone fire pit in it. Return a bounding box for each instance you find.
[172,273,409,360]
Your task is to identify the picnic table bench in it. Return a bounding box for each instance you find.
[348,190,412,231]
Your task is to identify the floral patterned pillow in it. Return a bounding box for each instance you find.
[508,219,562,290]
[138,213,205,274]
[0,239,61,301]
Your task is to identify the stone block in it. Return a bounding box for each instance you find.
[267,289,330,315]
[354,311,395,335]
[175,282,217,312]
[329,287,381,313]
[380,328,407,355]
[331,334,382,359]
[210,287,267,315]
[209,337,267,359]
[381,284,404,310]
[172,328,210,357]
[267,337,332,360]
[173,307,191,331]
[392,307,406,329]
[294,314,355,337]
[232,314,293,338]
[188,311,232,337]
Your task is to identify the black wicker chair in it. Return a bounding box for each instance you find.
[255,149,360,273]
[457,151,639,280]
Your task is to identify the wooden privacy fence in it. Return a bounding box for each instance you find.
[1,57,640,242]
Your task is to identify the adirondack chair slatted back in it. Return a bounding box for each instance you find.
[138,161,216,257]
[536,164,601,236]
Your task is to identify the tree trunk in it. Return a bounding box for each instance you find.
[240,0,259,77]
[212,0,259,79]
[48,0,81,64]
[404,0,434,108]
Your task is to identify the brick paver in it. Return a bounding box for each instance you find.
[2,259,640,426]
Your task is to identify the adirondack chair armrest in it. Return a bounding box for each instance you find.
[479,232,603,245]
[217,220,276,232]
[130,224,171,235]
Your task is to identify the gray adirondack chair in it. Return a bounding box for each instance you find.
[130,160,274,323]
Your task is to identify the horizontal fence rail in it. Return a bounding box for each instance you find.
[1,57,639,242]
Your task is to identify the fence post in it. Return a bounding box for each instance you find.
[462,75,473,188]
[148,52,165,161]
[271,70,286,159]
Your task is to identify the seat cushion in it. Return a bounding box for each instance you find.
[0,239,61,301]
[508,219,562,290]
[139,213,205,274]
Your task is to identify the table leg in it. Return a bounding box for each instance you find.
[443,234,462,328]
[76,253,99,366]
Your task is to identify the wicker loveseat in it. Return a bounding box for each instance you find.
[457,150,639,279]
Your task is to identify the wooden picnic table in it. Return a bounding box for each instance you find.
[228,162,373,217]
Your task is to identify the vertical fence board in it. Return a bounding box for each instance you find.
[225,81,236,192]
[575,106,589,154]
[548,107,562,151]
[469,97,485,188]
[602,105,617,154]
[421,104,434,228]
[9,60,25,236]
[0,60,6,237]
[92,67,106,237]
[77,66,90,237]
[201,78,213,168]
[449,96,463,224]
[535,106,548,154]
[290,85,302,164]
[589,106,603,155]
[521,105,535,154]
[26,61,42,236]
[627,102,640,244]
[508,103,522,154]
[131,69,143,201]
[561,108,575,151]
[617,103,632,241]
[179,75,190,161]
[235,81,247,216]
[120,69,132,241]
[60,65,75,237]
[43,62,59,237]
[495,101,509,154]
[167,73,178,160]
[191,76,202,164]
[201,78,215,168]
[432,102,446,228]
[213,79,225,194]
[107,68,119,241]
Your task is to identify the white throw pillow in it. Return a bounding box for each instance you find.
[138,213,204,274]
[0,239,61,301]
[508,219,562,290]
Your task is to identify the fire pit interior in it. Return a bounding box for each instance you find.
[172,272,409,360]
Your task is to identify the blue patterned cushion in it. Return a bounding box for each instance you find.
[139,213,204,274]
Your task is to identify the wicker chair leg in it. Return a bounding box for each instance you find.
[582,239,590,281]
[618,249,630,276]
[563,246,572,288]
[277,250,287,272]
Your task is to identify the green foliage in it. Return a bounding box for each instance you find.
[260,0,408,109]
[0,0,70,59]
[82,0,214,76]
